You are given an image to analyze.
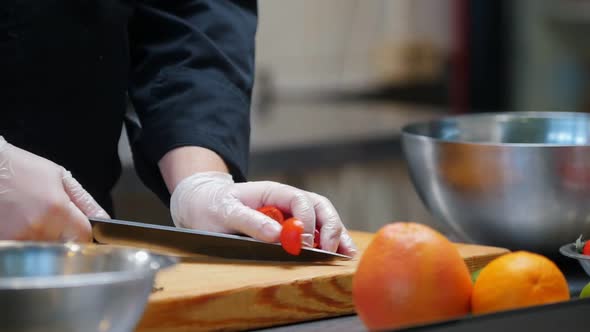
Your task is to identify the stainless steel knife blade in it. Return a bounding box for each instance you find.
[89,217,351,262]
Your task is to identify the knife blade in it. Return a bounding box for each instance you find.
[89,217,351,262]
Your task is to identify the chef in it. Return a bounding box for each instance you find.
[0,1,357,256]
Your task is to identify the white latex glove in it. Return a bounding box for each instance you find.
[170,171,357,256]
[0,136,110,242]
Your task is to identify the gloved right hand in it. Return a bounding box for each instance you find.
[0,136,110,242]
[170,171,357,256]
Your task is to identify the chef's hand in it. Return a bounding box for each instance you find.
[170,171,357,256]
[0,136,109,242]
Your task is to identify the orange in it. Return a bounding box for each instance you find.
[472,251,570,315]
[352,222,472,331]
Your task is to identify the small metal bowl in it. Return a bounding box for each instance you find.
[0,241,177,332]
[560,243,590,277]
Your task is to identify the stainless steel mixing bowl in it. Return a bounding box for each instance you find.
[402,111,590,254]
[0,241,176,332]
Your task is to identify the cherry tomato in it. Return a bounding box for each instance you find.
[257,206,285,224]
[280,217,304,255]
[584,241,590,256]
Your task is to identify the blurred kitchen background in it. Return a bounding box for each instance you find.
[111,0,590,234]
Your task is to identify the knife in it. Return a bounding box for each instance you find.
[89,217,351,262]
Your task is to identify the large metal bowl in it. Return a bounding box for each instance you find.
[0,241,176,332]
[402,111,590,254]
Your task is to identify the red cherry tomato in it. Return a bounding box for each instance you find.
[257,206,285,224]
[280,218,304,255]
[584,241,590,256]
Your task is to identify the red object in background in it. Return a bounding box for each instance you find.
[451,0,469,114]
[280,218,304,256]
[256,206,285,224]
[584,241,590,256]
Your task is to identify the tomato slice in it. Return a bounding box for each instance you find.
[257,206,285,224]
[258,207,321,253]
[583,241,590,256]
[280,218,304,255]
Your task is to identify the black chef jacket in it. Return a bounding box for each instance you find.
[0,0,256,215]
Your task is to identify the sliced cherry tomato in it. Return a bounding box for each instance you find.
[313,229,320,248]
[257,206,285,224]
[280,217,304,255]
[584,241,590,256]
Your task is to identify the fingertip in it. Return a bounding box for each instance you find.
[341,245,358,257]
[60,225,92,243]
[319,223,343,253]
[91,209,111,219]
[259,219,281,242]
[289,192,317,234]
[320,236,340,253]
[301,233,314,247]
[338,232,358,257]
[62,202,93,243]
[248,212,282,242]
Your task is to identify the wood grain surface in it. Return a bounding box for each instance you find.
[134,231,509,332]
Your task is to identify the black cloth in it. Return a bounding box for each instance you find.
[0,0,256,214]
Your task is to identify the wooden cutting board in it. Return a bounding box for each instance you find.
[134,230,509,332]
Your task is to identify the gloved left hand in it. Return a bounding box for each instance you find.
[170,171,357,256]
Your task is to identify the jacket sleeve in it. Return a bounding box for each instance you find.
[127,0,257,206]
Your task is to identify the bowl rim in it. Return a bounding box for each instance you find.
[401,110,590,147]
[559,242,590,261]
[0,241,177,290]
